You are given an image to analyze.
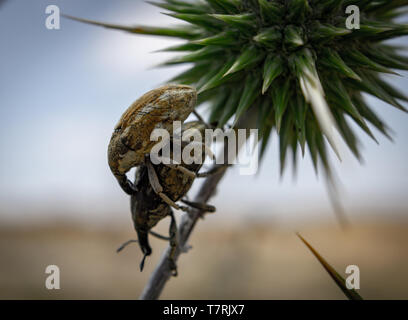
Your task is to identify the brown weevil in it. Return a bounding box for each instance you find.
[108,84,199,197]
[119,121,219,276]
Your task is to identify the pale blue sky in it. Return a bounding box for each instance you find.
[0,0,407,226]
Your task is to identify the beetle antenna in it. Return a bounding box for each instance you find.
[116,239,138,253]
[149,230,171,241]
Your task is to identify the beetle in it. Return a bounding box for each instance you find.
[108,84,200,197]
[118,121,219,276]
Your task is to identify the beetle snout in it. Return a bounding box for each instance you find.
[136,229,152,256]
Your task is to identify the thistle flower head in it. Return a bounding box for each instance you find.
[68,0,408,175]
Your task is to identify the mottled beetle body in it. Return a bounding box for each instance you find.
[130,121,213,275]
[110,86,217,274]
[108,84,197,194]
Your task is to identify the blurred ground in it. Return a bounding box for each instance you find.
[0,214,407,300]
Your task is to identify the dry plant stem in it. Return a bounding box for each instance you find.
[139,163,228,300]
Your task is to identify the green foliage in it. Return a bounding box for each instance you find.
[66,1,408,175]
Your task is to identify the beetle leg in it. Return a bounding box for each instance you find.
[168,211,178,277]
[193,110,214,129]
[149,230,171,241]
[149,152,196,179]
[192,110,205,125]
[180,199,216,213]
[145,159,190,212]
[116,173,138,195]
[164,163,197,178]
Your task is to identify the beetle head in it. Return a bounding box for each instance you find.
[136,229,152,271]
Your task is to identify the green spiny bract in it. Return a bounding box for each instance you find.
[70,0,408,175]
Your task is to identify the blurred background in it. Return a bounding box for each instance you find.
[0,0,407,299]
